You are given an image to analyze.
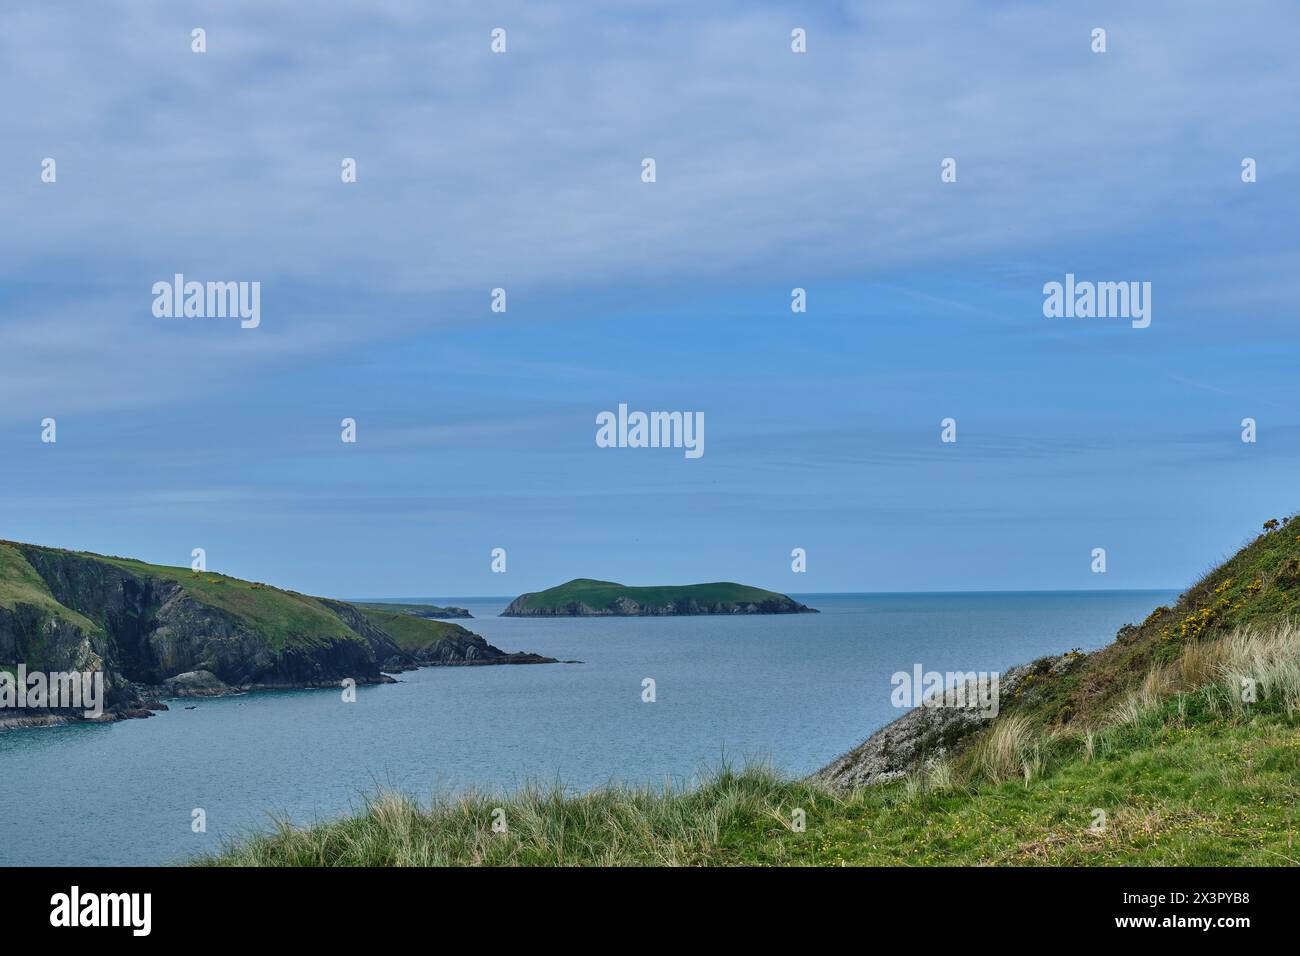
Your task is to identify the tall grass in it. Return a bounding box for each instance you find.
[1108,621,1300,726]
[1218,623,1300,717]
[962,621,1300,793]
[201,623,1300,867]
[199,766,837,867]
[974,713,1038,784]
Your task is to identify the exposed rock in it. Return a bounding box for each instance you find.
[160,669,229,697]
[1,541,562,731]
[399,629,558,666]
[812,659,1051,791]
[435,607,472,619]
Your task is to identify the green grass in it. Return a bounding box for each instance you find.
[512,578,799,612]
[1000,513,1300,730]
[357,608,474,650]
[0,542,102,636]
[199,610,1300,867]
[746,701,1298,866]
[198,704,1298,866]
[3,541,362,654]
[352,602,466,617]
[79,554,360,652]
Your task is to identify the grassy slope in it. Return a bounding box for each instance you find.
[1001,514,1300,731]
[201,715,1299,867]
[0,542,102,635]
[736,705,1298,866]
[357,608,474,650]
[515,578,796,611]
[353,602,465,617]
[201,629,1300,866]
[202,516,1300,867]
[2,542,365,654]
[87,554,360,653]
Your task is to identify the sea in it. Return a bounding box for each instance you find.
[0,590,1175,866]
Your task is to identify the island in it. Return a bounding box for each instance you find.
[501,578,818,616]
[0,540,556,729]
[203,514,1300,868]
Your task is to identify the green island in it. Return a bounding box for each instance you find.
[501,578,817,617]
[201,516,1300,866]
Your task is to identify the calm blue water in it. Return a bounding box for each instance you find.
[0,590,1175,866]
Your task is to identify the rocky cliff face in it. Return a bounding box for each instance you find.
[404,629,556,666]
[18,546,394,690]
[811,654,1078,791]
[0,602,144,723]
[1,542,556,729]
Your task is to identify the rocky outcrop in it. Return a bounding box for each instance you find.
[432,607,471,619]
[160,669,230,696]
[0,602,140,719]
[402,628,557,666]
[400,605,472,620]
[812,657,1070,791]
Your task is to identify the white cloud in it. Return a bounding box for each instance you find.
[0,0,1295,420]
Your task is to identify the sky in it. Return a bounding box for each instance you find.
[1,1,1298,598]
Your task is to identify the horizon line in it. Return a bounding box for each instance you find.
[350,587,1183,603]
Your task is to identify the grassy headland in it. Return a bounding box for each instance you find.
[1,540,552,718]
[352,601,471,619]
[202,517,1300,866]
[200,624,1299,866]
[357,608,476,650]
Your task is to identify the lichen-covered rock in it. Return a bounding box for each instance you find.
[161,669,229,696]
[812,660,1044,791]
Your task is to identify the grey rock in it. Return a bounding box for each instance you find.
[812,659,1045,791]
[161,669,229,697]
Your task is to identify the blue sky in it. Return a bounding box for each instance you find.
[2,1,1298,597]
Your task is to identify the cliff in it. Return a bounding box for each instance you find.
[0,540,555,728]
[357,608,555,665]
[502,578,817,617]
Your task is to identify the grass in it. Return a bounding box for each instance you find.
[0,542,103,637]
[2,540,480,673]
[511,578,801,612]
[90,555,360,652]
[4,543,362,653]
[200,620,1300,867]
[357,608,475,651]
[997,513,1300,730]
[352,602,466,618]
